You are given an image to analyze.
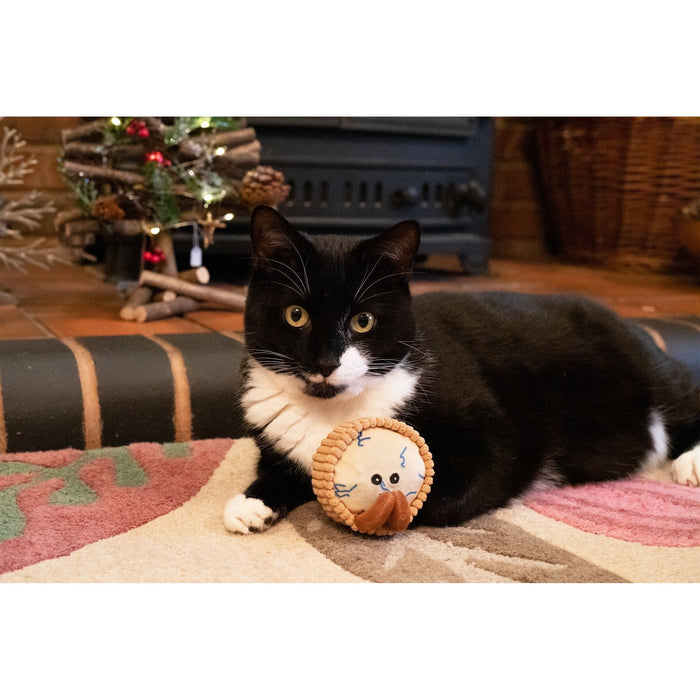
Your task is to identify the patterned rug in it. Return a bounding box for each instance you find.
[2,438,699,582]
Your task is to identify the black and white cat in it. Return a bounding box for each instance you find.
[223,205,700,533]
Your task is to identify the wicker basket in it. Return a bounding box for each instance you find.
[536,117,700,272]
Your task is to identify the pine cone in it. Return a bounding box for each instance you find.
[239,165,291,209]
[91,196,125,221]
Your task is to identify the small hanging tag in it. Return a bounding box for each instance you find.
[190,245,203,268]
[190,223,203,268]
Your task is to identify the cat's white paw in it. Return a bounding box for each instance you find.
[223,494,278,534]
[671,446,700,487]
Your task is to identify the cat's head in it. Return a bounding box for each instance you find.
[244,205,420,399]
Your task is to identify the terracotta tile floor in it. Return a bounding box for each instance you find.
[1,250,699,341]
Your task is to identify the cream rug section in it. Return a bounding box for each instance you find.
[494,504,700,583]
[0,439,362,583]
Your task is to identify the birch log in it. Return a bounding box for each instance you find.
[139,269,246,308]
[134,296,200,322]
[119,286,154,320]
[179,267,210,284]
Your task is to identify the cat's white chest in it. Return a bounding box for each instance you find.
[241,359,419,474]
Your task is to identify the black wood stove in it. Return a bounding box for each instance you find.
[178,117,495,274]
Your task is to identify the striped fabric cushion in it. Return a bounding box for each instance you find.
[0,333,246,453]
[1,318,699,453]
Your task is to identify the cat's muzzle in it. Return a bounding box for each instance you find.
[303,379,347,399]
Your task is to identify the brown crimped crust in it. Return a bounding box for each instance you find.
[311,417,434,536]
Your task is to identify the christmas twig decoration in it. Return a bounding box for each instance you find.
[1,127,41,187]
[0,238,73,273]
[55,117,289,321]
[57,117,289,320]
[1,125,56,239]
[56,116,281,262]
[0,122,66,272]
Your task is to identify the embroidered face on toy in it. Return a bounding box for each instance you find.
[312,418,434,536]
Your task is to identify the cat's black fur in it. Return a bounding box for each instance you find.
[233,205,700,529]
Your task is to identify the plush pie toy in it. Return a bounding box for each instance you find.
[311,417,434,535]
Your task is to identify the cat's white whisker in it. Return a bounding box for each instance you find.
[355,254,385,303]
[284,236,311,297]
[265,280,307,297]
[355,290,394,303]
[398,340,429,357]
[356,271,410,304]
[256,256,309,298]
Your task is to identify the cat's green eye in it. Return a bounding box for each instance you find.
[284,305,310,328]
[350,312,376,333]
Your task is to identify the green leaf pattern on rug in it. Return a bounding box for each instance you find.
[0,486,26,542]
[48,471,98,506]
[0,446,150,542]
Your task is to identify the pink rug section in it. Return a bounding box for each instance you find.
[0,439,234,575]
[524,478,700,547]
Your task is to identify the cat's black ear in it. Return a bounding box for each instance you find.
[249,205,311,267]
[357,220,421,275]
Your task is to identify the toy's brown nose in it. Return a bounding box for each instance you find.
[354,490,412,534]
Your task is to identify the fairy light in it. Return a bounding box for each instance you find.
[111,117,121,126]
[223,213,234,221]
[200,119,211,129]
[202,193,213,203]
[150,226,160,235]
[215,147,226,156]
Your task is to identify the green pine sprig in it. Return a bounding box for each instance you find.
[163,117,241,146]
[142,160,180,226]
[57,158,98,214]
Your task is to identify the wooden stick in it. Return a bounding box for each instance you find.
[62,160,145,185]
[111,219,145,236]
[63,219,101,235]
[217,140,261,166]
[61,222,97,247]
[211,126,256,147]
[156,230,179,277]
[179,266,210,285]
[61,119,110,144]
[64,217,146,236]
[154,290,178,303]
[120,286,154,320]
[178,127,258,158]
[139,269,246,308]
[54,207,86,230]
[134,296,200,322]
[63,142,145,159]
[143,117,166,133]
